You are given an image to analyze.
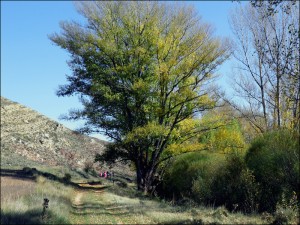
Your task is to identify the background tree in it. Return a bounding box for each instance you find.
[50,1,231,193]
[250,0,298,16]
[198,104,246,153]
[229,1,299,134]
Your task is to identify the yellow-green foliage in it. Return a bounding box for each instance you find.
[50,1,231,192]
[199,112,246,154]
[125,122,168,143]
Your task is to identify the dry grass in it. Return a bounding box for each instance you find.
[1,177,36,201]
[1,175,270,224]
[68,182,267,224]
[1,176,72,224]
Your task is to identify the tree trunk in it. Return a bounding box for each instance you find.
[136,160,144,191]
[135,160,156,194]
[276,75,281,128]
[259,57,268,131]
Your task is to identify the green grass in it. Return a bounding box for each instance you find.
[1,176,72,224]
[1,170,271,225]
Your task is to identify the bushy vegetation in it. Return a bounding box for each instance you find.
[162,153,259,212]
[162,152,216,201]
[201,154,260,213]
[161,129,299,223]
[245,129,299,213]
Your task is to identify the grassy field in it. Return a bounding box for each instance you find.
[0,167,272,225]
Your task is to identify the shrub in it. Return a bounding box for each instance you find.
[273,192,299,224]
[162,129,300,215]
[22,167,33,175]
[84,160,94,173]
[116,181,127,188]
[90,169,98,177]
[198,153,260,213]
[191,158,221,204]
[245,129,299,212]
[162,152,256,211]
[63,173,71,183]
[271,212,289,225]
[162,152,218,201]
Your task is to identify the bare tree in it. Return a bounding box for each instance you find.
[229,1,299,133]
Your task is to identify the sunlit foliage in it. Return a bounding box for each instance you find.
[50,1,231,193]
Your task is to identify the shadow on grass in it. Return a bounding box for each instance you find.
[157,219,220,225]
[0,168,108,191]
[113,172,134,183]
[74,169,90,179]
[0,209,69,225]
[70,210,130,216]
[70,199,134,216]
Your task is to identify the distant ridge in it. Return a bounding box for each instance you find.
[0,96,107,169]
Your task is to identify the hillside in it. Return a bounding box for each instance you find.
[1,96,106,170]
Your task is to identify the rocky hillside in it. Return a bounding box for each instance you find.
[1,96,107,169]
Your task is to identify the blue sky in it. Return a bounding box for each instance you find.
[1,1,240,141]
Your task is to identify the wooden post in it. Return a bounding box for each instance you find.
[42,198,49,220]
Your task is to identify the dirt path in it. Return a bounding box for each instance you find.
[72,182,106,206]
[1,176,132,224]
[73,191,83,205]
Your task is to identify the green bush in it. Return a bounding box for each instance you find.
[63,173,71,183]
[206,154,260,213]
[161,129,299,214]
[164,152,260,213]
[245,129,299,213]
[191,156,222,205]
[162,152,216,200]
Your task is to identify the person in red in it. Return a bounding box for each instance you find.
[103,171,107,178]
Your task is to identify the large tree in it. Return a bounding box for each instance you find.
[50,1,231,193]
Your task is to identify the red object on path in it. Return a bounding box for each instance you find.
[103,171,107,178]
